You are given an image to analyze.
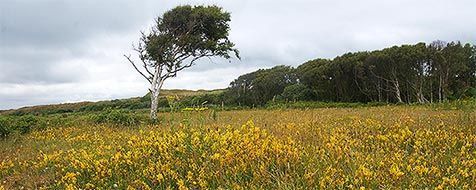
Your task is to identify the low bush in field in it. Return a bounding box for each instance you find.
[0,115,50,138]
[91,109,144,126]
[15,115,48,134]
[0,117,12,139]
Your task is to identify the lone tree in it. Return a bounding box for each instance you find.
[125,5,239,120]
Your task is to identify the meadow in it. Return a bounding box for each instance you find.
[0,105,475,189]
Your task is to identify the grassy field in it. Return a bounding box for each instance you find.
[1,106,475,189]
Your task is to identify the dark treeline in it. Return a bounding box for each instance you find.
[223,41,476,106]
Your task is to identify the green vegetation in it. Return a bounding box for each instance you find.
[225,41,476,106]
[90,109,145,127]
[0,89,222,116]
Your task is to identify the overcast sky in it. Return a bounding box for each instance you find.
[0,0,475,110]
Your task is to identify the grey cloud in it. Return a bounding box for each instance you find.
[0,47,86,83]
[1,0,476,109]
[0,0,154,48]
[0,0,159,84]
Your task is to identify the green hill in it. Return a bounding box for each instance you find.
[0,89,224,116]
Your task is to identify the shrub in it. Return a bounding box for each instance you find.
[464,87,476,98]
[14,115,47,134]
[0,115,50,137]
[91,109,143,127]
[0,116,12,139]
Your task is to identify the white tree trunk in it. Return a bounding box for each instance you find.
[150,90,160,120]
[438,75,443,102]
[394,79,403,103]
[377,80,382,102]
[149,66,164,121]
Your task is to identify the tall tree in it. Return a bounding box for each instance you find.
[226,69,262,106]
[225,41,475,106]
[125,5,239,120]
[296,59,333,101]
[226,66,297,106]
[252,66,297,105]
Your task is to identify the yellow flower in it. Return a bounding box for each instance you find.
[177,179,188,190]
[389,164,404,179]
[85,183,95,190]
[156,173,164,182]
[62,172,78,184]
[357,165,373,178]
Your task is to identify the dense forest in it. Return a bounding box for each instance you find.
[222,41,476,106]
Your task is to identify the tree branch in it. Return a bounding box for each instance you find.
[124,54,153,84]
[164,52,214,80]
[132,47,155,77]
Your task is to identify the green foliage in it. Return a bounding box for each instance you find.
[0,115,51,138]
[463,87,476,98]
[78,98,150,112]
[179,92,224,108]
[0,116,12,139]
[15,115,47,134]
[226,65,297,106]
[146,5,239,63]
[225,41,476,105]
[91,109,144,127]
[279,83,314,102]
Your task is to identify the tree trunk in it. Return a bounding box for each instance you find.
[417,79,429,104]
[430,81,433,103]
[150,90,160,120]
[377,80,382,102]
[438,75,443,102]
[394,79,403,103]
[149,67,164,121]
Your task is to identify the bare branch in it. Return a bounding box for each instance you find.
[124,54,153,84]
[141,59,154,77]
[132,47,155,77]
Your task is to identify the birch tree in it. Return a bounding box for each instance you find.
[125,5,239,120]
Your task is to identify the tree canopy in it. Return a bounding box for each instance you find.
[222,41,476,106]
[125,5,239,119]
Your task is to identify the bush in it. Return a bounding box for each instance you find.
[91,109,143,127]
[0,115,51,138]
[0,116,12,139]
[14,115,47,134]
[464,87,476,98]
